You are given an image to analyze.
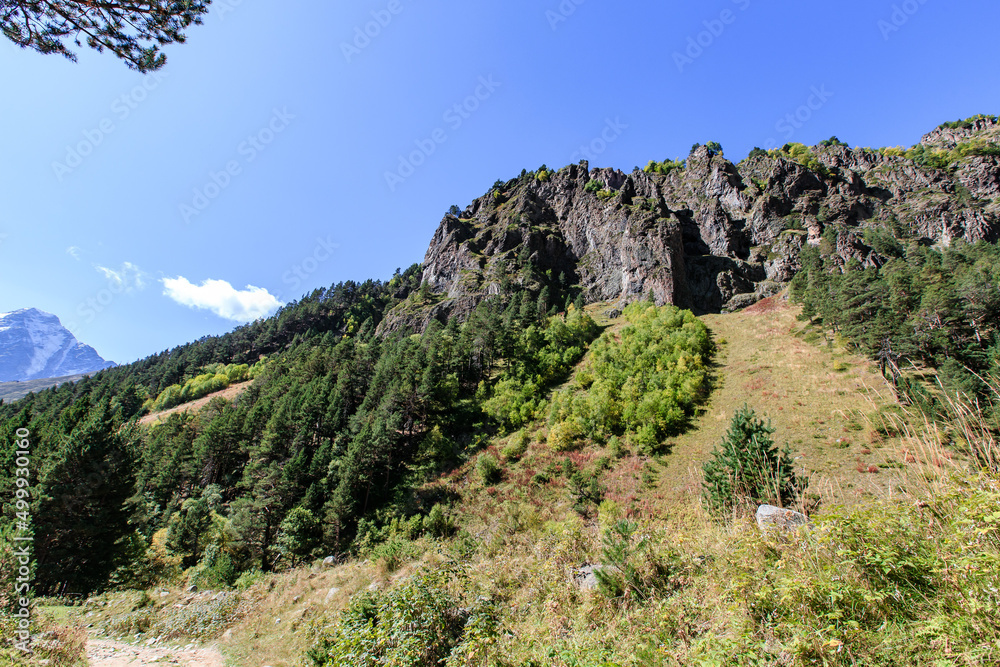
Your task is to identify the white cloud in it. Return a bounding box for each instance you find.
[67,246,82,260]
[162,277,283,322]
[95,261,147,291]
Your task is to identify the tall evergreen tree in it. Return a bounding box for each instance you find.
[34,400,136,594]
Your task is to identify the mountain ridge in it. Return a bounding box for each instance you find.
[0,307,115,382]
[379,115,1000,333]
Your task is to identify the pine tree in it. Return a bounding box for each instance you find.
[34,400,137,594]
[277,507,321,567]
[1,0,211,71]
[537,286,551,322]
[702,405,803,516]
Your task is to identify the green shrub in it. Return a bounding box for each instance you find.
[584,179,603,193]
[477,454,501,485]
[594,520,682,602]
[369,536,419,572]
[482,377,541,429]
[702,405,804,516]
[548,419,584,452]
[501,430,530,461]
[643,158,685,176]
[423,503,455,538]
[189,544,237,590]
[481,308,600,430]
[778,142,830,176]
[819,136,848,147]
[548,303,713,448]
[531,471,550,486]
[704,141,723,155]
[568,470,604,515]
[309,571,467,667]
[234,568,266,591]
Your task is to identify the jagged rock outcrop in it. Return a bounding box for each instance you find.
[380,117,1000,333]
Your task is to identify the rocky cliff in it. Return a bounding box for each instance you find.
[380,116,1000,332]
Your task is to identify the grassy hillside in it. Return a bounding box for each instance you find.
[17,297,998,667]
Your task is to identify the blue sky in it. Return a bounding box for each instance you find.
[1,0,999,365]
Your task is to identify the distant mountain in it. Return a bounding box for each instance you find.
[0,308,115,382]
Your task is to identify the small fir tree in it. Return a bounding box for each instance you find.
[702,405,803,516]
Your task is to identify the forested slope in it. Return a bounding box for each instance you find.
[0,280,608,595]
[3,113,1000,610]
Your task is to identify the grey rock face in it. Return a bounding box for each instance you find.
[380,119,1000,332]
[0,308,115,382]
[756,505,810,531]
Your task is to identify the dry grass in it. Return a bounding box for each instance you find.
[138,381,253,426]
[657,294,917,511]
[50,297,1000,666]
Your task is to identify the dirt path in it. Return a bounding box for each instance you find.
[86,638,226,666]
[138,381,252,426]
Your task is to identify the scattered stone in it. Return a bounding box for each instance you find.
[572,565,603,591]
[324,587,340,603]
[292,595,301,604]
[322,556,337,566]
[756,504,810,531]
[367,581,382,592]
[186,585,198,593]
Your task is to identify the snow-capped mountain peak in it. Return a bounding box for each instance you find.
[0,308,115,382]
